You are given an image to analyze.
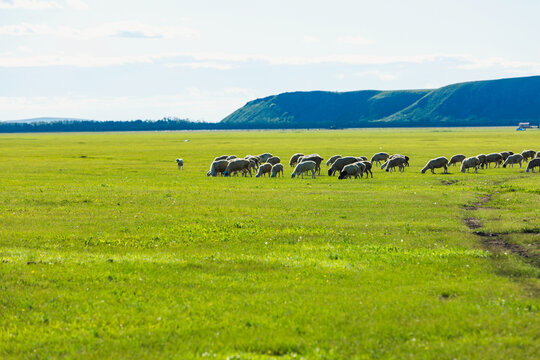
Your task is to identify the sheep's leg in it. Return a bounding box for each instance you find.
[311,169,316,179]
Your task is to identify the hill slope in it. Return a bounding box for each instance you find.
[221,75,540,128]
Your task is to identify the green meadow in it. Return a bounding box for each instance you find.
[0,128,538,359]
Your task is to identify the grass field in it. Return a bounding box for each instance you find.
[0,128,539,359]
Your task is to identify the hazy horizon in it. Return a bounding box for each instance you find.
[1,0,540,122]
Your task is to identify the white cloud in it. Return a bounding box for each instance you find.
[337,35,373,45]
[64,0,86,10]
[1,51,539,76]
[302,35,320,44]
[0,21,199,39]
[0,88,257,122]
[166,62,235,70]
[0,0,61,9]
[354,70,398,81]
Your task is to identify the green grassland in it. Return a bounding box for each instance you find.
[0,128,539,359]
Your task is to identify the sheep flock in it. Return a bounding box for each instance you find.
[176,149,539,179]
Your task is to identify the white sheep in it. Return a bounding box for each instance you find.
[370,152,389,165]
[289,153,305,167]
[384,156,407,172]
[326,155,342,166]
[300,154,324,175]
[291,161,316,179]
[338,162,365,179]
[176,158,183,170]
[485,153,503,168]
[328,156,358,176]
[271,163,284,177]
[224,159,252,177]
[255,163,272,177]
[258,153,273,163]
[448,154,466,166]
[266,156,281,166]
[421,157,449,174]
[460,157,480,173]
[207,159,229,177]
[503,154,524,168]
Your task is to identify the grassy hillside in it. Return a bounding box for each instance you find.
[0,129,539,359]
[221,75,540,128]
[221,90,430,128]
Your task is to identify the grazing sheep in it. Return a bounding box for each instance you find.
[421,157,449,174]
[224,159,252,177]
[522,150,536,161]
[258,153,273,163]
[271,163,284,177]
[338,162,364,179]
[526,158,540,172]
[384,156,408,172]
[500,151,513,161]
[503,154,524,168]
[207,159,229,177]
[214,155,228,162]
[289,153,305,167]
[381,154,410,170]
[248,159,258,173]
[245,155,260,169]
[370,152,389,165]
[476,154,487,169]
[255,163,272,177]
[300,154,324,175]
[291,161,316,179]
[176,158,183,170]
[328,156,359,176]
[360,161,373,178]
[266,156,281,166]
[326,155,342,166]
[448,154,466,166]
[485,153,503,168]
[461,157,480,173]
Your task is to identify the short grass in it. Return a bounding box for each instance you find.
[0,128,539,359]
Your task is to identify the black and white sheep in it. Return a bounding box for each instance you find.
[292,161,317,179]
[271,163,284,177]
[176,158,183,170]
[526,158,540,172]
[448,154,466,166]
[360,161,373,178]
[421,157,449,174]
[384,156,407,172]
[522,150,537,161]
[503,154,524,168]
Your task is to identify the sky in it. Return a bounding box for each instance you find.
[1,0,539,122]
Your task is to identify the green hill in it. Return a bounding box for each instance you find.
[221,75,540,128]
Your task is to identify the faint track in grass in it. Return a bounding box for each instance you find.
[463,177,539,269]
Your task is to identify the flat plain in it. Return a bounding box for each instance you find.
[0,128,539,359]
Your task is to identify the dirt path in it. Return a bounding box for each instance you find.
[463,192,538,267]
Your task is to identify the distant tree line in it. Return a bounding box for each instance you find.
[0,118,222,133]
